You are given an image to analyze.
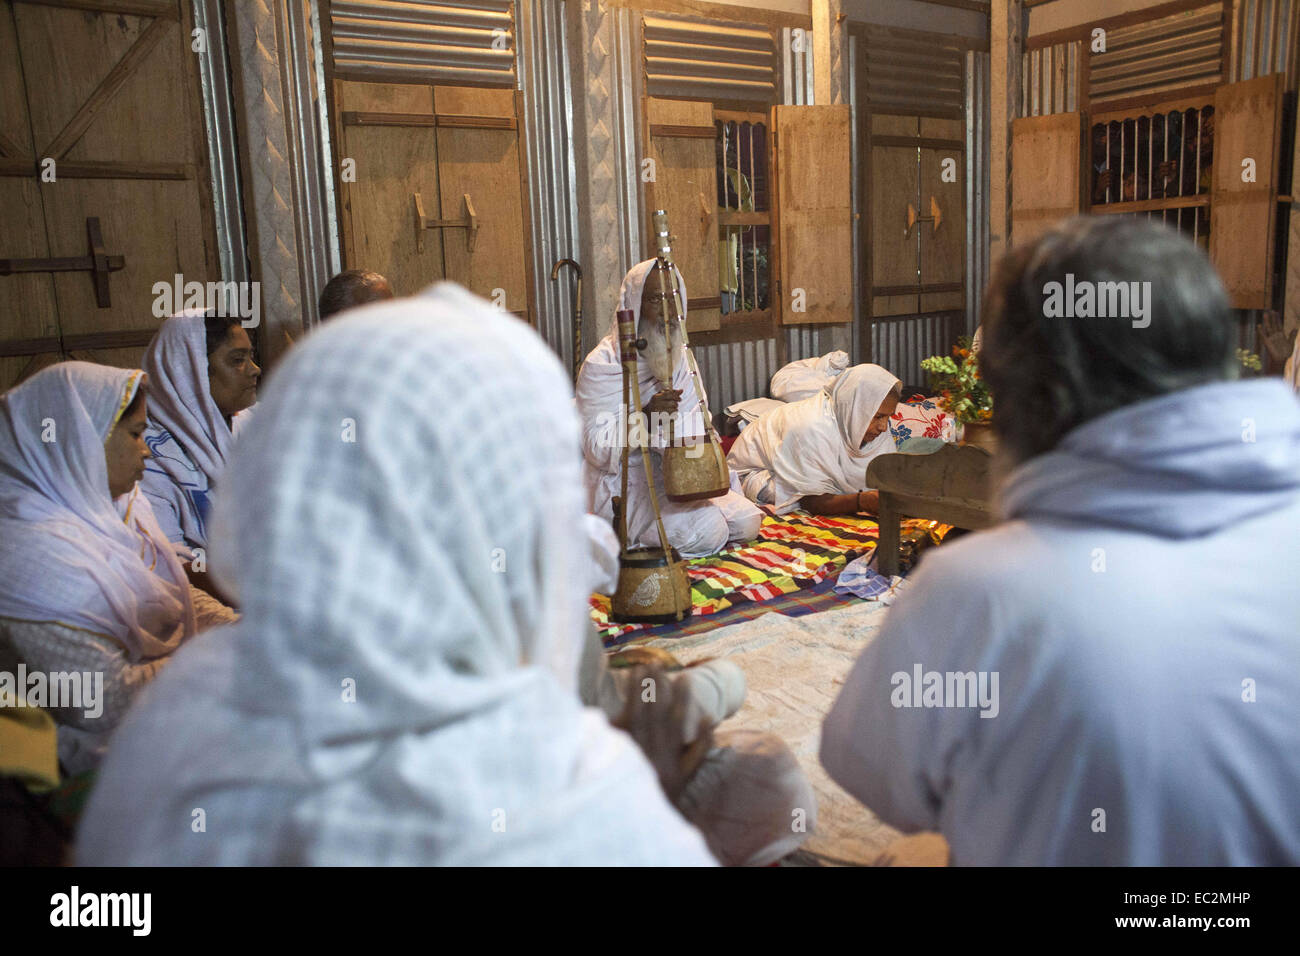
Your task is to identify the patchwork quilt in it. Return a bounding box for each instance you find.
[590,511,949,646]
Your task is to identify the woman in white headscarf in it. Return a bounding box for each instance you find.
[0,363,231,775]
[139,311,259,562]
[728,364,902,515]
[576,259,763,558]
[77,284,716,866]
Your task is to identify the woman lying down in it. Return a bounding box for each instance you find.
[727,364,902,516]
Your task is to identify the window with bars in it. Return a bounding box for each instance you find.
[715,113,771,317]
[1089,103,1215,249]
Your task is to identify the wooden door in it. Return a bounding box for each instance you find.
[919,118,965,313]
[869,115,921,317]
[772,103,852,325]
[644,97,720,333]
[0,0,219,389]
[1010,111,1084,247]
[332,81,532,322]
[1210,74,1284,310]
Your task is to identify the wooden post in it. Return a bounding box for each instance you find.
[990,1,1025,260]
[876,495,901,577]
[812,0,832,107]
[1285,97,1300,340]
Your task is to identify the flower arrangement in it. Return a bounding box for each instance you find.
[920,337,993,426]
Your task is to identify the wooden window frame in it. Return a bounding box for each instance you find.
[1086,96,1216,228]
[713,107,774,329]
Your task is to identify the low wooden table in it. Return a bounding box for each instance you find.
[865,443,997,576]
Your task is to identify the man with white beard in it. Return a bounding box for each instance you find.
[576,259,762,558]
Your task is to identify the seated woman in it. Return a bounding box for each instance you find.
[77,285,716,865]
[727,364,902,516]
[0,363,235,775]
[139,312,259,593]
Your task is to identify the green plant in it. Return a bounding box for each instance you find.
[920,337,993,426]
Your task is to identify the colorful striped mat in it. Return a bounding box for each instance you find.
[590,512,948,647]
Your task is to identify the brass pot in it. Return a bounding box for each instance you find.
[960,421,997,452]
[611,546,691,624]
[662,438,730,502]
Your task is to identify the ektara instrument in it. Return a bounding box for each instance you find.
[651,210,731,503]
[610,306,691,624]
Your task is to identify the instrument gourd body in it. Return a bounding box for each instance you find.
[651,210,730,503]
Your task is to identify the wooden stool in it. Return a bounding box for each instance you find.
[866,443,997,576]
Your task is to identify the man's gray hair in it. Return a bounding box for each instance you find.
[980,216,1236,465]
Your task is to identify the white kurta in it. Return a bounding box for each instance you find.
[576,260,762,558]
[821,378,1300,865]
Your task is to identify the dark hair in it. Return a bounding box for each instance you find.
[204,313,241,356]
[980,216,1235,465]
[318,270,394,321]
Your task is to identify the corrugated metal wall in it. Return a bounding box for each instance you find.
[325,0,518,86]
[1090,3,1224,106]
[966,49,991,339]
[519,0,581,375]
[863,28,966,116]
[689,24,820,414]
[1231,0,1298,87]
[694,337,780,412]
[643,15,777,102]
[1022,41,1080,116]
[870,314,964,390]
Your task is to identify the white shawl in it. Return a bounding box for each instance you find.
[0,362,194,660]
[770,350,850,403]
[139,311,250,549]
[77,284,715,866]
[727,363,901,513]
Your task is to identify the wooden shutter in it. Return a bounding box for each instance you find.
[1210,73,1284,310]
[645,97,720,333]
[870,115,920,318]
[772,104,852,325]
[333,82,531,320]
[434,87,529,315]
[1011,111,1084,247]
[0,1,219,389]
[920,118,966,313]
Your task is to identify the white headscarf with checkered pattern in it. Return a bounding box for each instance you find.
[77,284,714,865]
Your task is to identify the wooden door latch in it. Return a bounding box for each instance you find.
[905,196,943,238]
[414,192,479,253]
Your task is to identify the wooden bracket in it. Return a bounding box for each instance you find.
[414,192,479,253]
[904,195,943,238]
[0,216,125,307]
